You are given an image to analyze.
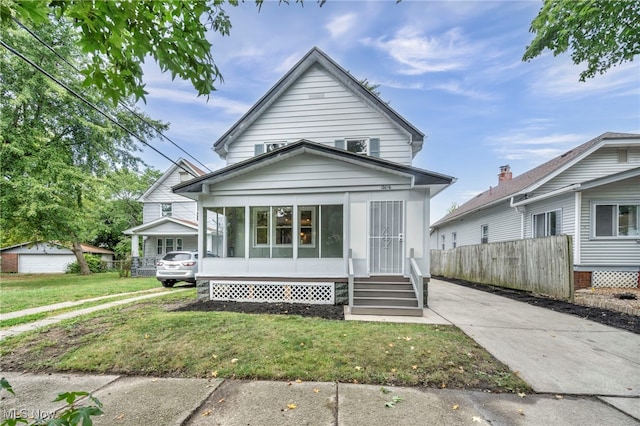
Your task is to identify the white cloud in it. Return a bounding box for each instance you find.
[326,13,358,39]
[144,86,251,116]
[529,58,640,99]
[488,131,588,164]
[430,81,499,101]
[364,27,478,74]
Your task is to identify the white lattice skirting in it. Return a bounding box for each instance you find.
[209,281,335,305]
[592,271,639,288]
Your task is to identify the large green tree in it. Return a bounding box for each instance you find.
[1,19,166,274]
[524,0,640,80]
[2,0,319,105]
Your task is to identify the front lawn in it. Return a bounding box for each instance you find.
[0,292,530,393]
[0,273,160,313]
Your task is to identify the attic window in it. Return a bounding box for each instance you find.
[346,138,369,155]
[618,148,629,163]
[265,142,287,153]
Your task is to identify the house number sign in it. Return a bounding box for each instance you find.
[380,185,392,190]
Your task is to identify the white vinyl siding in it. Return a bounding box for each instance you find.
[143,202,197,223]
[207,154,411,195]
[225,65,413,166]
[432,200,521,248]
[579,175,640,266]
[535,146,640,195]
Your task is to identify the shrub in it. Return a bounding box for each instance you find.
[65,255,107,274]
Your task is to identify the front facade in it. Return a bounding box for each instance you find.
[123,159,220,276]
[174,48,454,315]
[431,133,640,289]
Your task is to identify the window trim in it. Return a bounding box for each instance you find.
[591,201,640,239]
[481,224,489,244]
[532,209,562,238]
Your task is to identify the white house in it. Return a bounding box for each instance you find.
[123,158,221,276]
[430,132,640,290]
[173,47,455,316]
[0,242,114,273]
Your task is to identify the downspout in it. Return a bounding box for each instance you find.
[510,196,525,239]
[573,192,581,266]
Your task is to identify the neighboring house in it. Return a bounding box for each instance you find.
[430,132,640,289]
[0,242,114,273]
[123,158,221,276]
[172,47,455,316]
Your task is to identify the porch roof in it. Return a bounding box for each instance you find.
[173,140,455,198]
[123,217,214,236]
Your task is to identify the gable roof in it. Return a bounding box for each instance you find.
[432,132,640,227]
[139,158,206,202]
[122,216,213,235]
[175,139,455,197]
[0,241,114,254]
[213,47,425,158]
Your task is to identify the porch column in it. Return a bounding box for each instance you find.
[198,198,207,273]
[131,234,139,257]
[423,189,431,275]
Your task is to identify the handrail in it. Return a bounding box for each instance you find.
[348,251,354,308]
[409,256,424,309]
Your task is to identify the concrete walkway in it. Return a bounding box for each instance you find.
[1,288,165,321]
[0,289,188,340]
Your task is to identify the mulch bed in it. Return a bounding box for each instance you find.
[436,276,639,335]
[173,300,345,320]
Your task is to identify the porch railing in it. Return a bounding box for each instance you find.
[409,249,424,309]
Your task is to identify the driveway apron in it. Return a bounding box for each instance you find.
[428,279,640,397]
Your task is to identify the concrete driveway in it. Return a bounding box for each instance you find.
[428,278,640,418]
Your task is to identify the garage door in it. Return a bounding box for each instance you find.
[18,255,76,273]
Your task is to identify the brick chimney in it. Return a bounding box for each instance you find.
[498,165,512,184]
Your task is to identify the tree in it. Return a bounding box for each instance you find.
[524,0,640,81]
[446,202,460,215]
[1,0,322,105]
[1,19,166,274]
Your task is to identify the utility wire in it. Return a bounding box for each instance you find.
[1,39,198,178]
[12,18,212,175]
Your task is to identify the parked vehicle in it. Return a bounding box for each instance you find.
[156,251,204,287]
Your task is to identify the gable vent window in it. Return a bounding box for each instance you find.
[255,142,287,155]
[617,148,629,163]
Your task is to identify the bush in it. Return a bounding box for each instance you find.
[65,254,107,274]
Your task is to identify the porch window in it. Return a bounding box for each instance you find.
[533,210,561,238]
[176,238,183,251]
[299,205,343,258]
[165,238,174,253]
[161,203,172,217]
[299,207,316,247]
[212,207,246,258]
[594,203,640,237]
[157,239,162,255]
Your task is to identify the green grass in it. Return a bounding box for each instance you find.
[0,272,160,313]
[0,292,530,393]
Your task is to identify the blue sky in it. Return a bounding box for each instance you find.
[136,0,640,223]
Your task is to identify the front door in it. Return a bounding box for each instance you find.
[369,201,404,274]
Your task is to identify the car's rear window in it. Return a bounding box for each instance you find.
[162,253,192,261]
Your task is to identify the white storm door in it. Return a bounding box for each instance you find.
[369,201,404,274]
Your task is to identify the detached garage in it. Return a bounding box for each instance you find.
[0,242,114,273]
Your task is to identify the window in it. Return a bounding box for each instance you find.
[299,207,315,247]
[452,232,457,248]
[253,207,270,246]
[176,238,183,251]
[346,138,368,155]
[265,142,287,153]
[440,235,445,250]
[533,210,561,238]
[161,203,172,217]
[273,206,293,245]
[165,238,174,252]
[617,148,629,163]
[594,203,640,237]
[157,239,163,255]
[481,225,489,244]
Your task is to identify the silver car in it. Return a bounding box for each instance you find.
[156,251,199,287]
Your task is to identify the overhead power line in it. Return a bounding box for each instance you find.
[12,18,213,174]
[1,39,198,179]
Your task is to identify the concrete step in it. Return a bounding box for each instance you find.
[350,306,423,317]
[354,296,418,307]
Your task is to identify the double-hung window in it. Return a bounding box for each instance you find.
[481,225,489,244]
[533,210,561,238]
[452,232,457,248]
[594,203,640,237]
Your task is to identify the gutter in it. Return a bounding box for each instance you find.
[510,183,581,208]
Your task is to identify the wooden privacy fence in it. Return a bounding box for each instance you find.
[431,235,574,300]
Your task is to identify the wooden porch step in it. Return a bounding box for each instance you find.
[350,306,423,317]
[354,288,415,298]
[353,296,418,307]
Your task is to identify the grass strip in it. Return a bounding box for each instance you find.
[0,292,529,393]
